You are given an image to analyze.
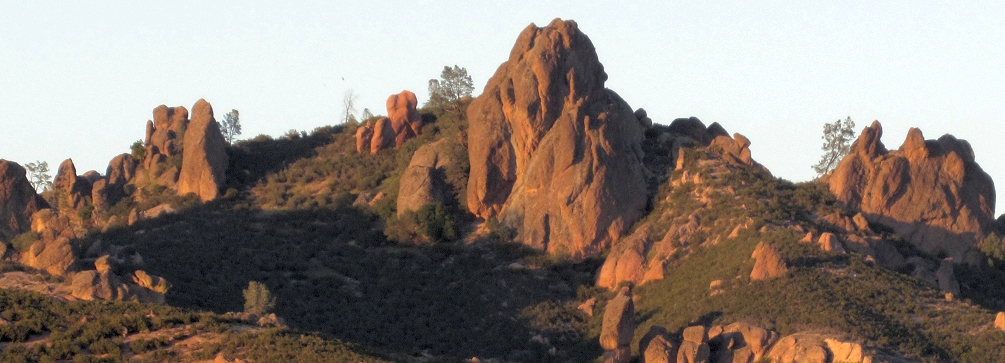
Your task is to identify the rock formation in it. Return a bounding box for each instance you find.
[52,159,92,211]
[0,160,46,241]
[387,90,422,146]
[21,209,82,276]
[643,333,674,363]
[828,121,995,263]
[764,333,831,363]
[71,256,170,304]
[355,90,424,154]
[466,18,650,259]
[397,139,455,216]
[677,326,710,363]
[177,99,229,202]
[600,287,634,363]
[750,242,787,280]
[144,105,189,169]
[92,154,137,214]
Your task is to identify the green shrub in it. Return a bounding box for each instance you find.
[243,281,276,315]
[10,232,40,252]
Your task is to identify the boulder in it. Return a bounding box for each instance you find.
[750,242,787,280]
[396,139,455,216]
[0,160,47,240]
[828,121,995,262]
[643,334,674,363]
[369,117,396,154]
[677,340,710,363]
[765,333,829,363]
[71,270,117,301]
[71,268,169,304]
[355,121,374,153]
[597,224,650,289]
[723,322,777,359]
[936,259,961,296]
[817,232,846,254]
[22,209,81,276]
[600,287,635,357]
[825,338,867,363]
[177,99,229,202]
[387,90,422,146]
[466,18,649,259]
[684,326,709,343]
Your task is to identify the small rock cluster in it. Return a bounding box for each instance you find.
[355,90,423,154]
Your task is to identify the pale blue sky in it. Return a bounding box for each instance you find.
[2,1,1002,211]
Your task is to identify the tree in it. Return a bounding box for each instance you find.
[24,161,52,193]
[221,109,242,145]
[813,116,857,177]
[427,65,474,110]
[243,281,276,315]
[342,89,359,125]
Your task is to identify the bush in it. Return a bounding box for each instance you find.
[243,281,276,316]
[10,232,40,252]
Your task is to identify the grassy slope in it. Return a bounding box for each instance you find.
[629,148,1005,363]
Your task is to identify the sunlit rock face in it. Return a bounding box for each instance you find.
[465,18,649,260]
[828,121,995,263]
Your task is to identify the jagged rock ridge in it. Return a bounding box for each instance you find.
[828,121,995,263]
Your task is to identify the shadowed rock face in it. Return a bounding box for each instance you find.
[0,160,47,241]
[177,99,229,202]
[828,121,995,263]
[53,159,92,211]
[465,18,649,259]
[396,139,454,216]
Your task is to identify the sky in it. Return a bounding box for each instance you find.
[1,1,1003,211]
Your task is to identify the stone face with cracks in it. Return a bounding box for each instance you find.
[465,18,648,259]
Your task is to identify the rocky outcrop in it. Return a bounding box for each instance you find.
[355,123,374,153]
[387,90,422,146]
[397,139,455,216]
[764,333,830,363]
[355,91,424,154]
[936,259,961,296]
[677,326,710,363]
[0,160,46,241]
[177,99,229,202]
[144,105,189,168]
[750,242,787,280]
[600,287,634,363]
[817,232,846,254]
[466,19,649,259]
[21,209,81,276]
[92,154,137,214]
[828,121,995,263]
[71,257,170,304]
[53,159,92,211]
[643,333,674,363]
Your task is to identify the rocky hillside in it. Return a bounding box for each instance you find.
[1,17,1005,363]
